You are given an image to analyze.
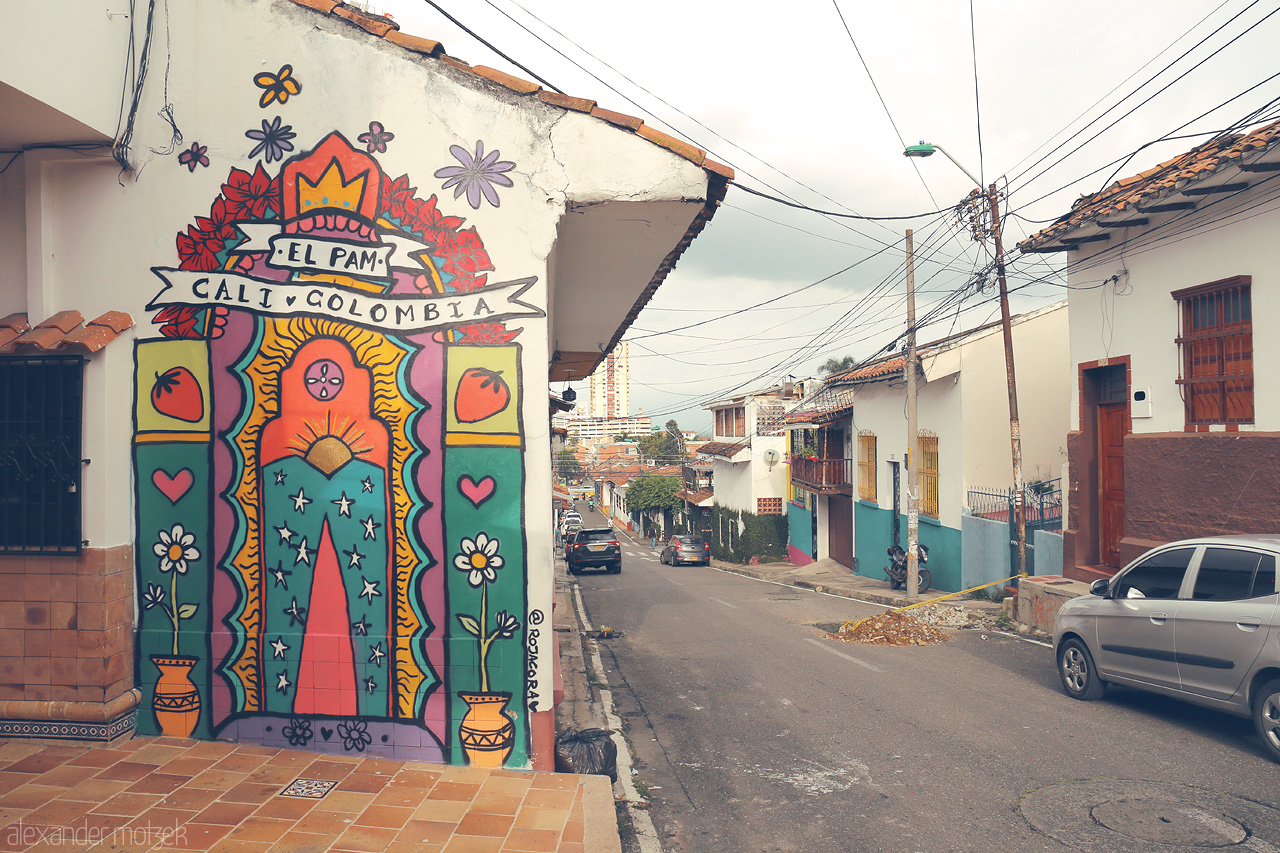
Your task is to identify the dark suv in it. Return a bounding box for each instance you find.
[567,527,621,575]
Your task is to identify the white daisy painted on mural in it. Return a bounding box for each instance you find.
[153,524,201,574]
[453,532,504,587]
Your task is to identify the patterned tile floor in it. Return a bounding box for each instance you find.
[0,736,600,852]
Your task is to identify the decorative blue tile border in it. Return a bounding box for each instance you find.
[0,710,136,742]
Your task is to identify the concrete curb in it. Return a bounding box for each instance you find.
[582,773,624,853]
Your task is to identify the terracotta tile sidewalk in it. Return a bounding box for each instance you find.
[0,736,615,852]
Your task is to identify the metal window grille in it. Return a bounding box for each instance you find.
[1174,276,1253,425]
[0,357,85,554]
[857,432,877,501]
[919,431,939,518]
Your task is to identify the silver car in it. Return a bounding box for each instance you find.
[1053,535,1280,762]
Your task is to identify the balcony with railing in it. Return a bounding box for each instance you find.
[789,456,854,494]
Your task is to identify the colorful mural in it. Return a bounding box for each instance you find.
[134,115,543,765]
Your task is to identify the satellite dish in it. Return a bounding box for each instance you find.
[763,449,779,469]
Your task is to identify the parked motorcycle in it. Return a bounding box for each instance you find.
[884,543,931,593]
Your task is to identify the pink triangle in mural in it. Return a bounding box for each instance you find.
[294,518,358,716]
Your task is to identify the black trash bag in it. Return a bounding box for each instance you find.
[554,728,618,781]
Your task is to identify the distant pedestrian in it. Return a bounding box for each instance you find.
[649,527,657,549]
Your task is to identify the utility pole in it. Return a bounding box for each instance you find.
[984,183,1027,577]
[905,230,920,599]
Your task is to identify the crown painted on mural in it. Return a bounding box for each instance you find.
[281,132,381,225]
[296,161,368,217]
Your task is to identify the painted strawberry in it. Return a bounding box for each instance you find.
[151,367,204,423]
[455,367,510,423]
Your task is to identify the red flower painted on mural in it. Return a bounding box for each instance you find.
[436,228,494,289]
[221,163,277,221]
[409,194,465,245]
[195,197,240,246]
[176,224,225,272]
[153,305,203,339]
[456,323,522,344]
[381,174,418,223]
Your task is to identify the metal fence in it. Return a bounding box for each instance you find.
[966,479,1063,528]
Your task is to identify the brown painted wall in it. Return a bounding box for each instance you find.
[0,545,134,706]
[1125,432,1280,540]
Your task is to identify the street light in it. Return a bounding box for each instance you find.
[902,141,1029,580]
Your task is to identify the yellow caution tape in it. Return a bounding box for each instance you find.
[838,573,1028,634]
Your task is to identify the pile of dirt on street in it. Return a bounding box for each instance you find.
[830,610,950,646]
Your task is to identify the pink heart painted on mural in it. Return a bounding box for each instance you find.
[153,468,194,504]
[458,475,496,508]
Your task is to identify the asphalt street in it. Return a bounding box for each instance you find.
[570,513,1280,853]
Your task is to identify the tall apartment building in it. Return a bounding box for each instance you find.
[589,342,630,418]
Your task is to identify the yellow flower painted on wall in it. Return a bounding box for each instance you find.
[254,64,301,108]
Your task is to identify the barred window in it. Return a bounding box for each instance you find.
[857,431,876,501]
[755,404,784,437]
[1174,276,1253,425]
[0,357,85,553]
[919,431,939,518]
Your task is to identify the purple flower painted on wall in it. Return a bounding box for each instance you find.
[435,141,515,209]
[177,143,209,172]
[246,116,297,164]
[358,121,395,154]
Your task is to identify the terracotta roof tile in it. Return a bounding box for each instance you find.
[588,106,644,132]
[90,311,134,334]
[0,313,30,332]
[1020,118,1280,251]
[697,440,749,459]
[538,91,596,113]
[384,30,445,57]
[0,311,133,354]
[331,4,399,37]
[472,65,541,95]
[289,0,341,12]
[38,311,85,333]
[637,125,706,167]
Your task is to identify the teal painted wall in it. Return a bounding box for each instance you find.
[853,501,962,592]
[787,500,814,555]
[854,501,893,583]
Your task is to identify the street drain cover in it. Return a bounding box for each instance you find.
[1020,780,1280,851]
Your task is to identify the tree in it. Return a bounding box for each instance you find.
[818,355,858,374]
[555,449,583,478]
[639,419,686,464]
[624,475,682,514]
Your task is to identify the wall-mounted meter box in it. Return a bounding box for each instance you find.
[1132,388,1152,418]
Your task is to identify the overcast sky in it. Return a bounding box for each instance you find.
[377,0,1279,434]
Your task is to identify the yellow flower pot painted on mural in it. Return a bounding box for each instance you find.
[458,691,515,767]
[151,655,201,738]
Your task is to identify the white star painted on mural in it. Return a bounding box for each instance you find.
[276,671,291,693]
[270,637,289,660]
[361,515,381,541]
[290,488,312,513]
[365,676,377,694]
[361,476,375,493]
[352,615,370,636]
[331,492,355,517]
[368,642,385,667]
[294,537,314,566]
[270,563,291,589]
[344,546,365,569]
[274,470,287,485]
[359,577,382,603]
[274,522,295,544]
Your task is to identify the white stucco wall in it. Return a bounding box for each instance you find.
[1064,195,1280,432]
[951,303,1070,489]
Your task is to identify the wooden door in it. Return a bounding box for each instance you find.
[1097,402,1127,567]
[828,495,853,569]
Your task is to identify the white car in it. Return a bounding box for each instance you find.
[1053,535,1280,762]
